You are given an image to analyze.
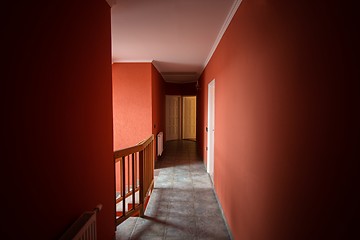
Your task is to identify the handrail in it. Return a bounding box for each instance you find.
[60,204,102,240]
[114,134,155,226]
[114,135,154,160]
[94,204,103,213]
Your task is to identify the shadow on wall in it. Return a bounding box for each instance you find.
[152,60,202,83]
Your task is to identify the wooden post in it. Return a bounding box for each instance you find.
[139,150,144,217]
[131,153,135,210]
[122,157,126,217]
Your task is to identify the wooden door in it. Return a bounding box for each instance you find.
[182,96,196,140]
[165,95,180,141]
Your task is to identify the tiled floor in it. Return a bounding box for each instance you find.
[116,140,231,240]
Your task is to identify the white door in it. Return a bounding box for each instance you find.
[207,80,215,182]
[165,95,181,141]
[182,96,196,140]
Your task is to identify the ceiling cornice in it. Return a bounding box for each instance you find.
[105,0,116,8]
[112,59,153,64]
[202,0,242,69]
[151,60,161,74]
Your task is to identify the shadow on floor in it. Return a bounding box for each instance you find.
[116,140,231,240]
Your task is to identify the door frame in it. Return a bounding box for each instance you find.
[165,95,197,142]
[207,79,215,182]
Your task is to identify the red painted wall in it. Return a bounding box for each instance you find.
[198,0,358,239]
[3,1,115,239]
[112,63,152,150]
[151,65,166,155]
[112,63,165,193]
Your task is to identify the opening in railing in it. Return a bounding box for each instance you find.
[114,135,154,225]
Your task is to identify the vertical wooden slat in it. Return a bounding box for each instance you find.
[148,145,150,190]
[150,142,153,189]
[151,141,154,183]
[143,147,146,192]
[127,156,130,194]
[147,144,150,192]
[92,222,96,240]
[122,156,126,216]
[119,159,123,197]
[151,141,153,184]
[139,150,144,217]
[132,153,135,210]
[145,147,148,192]
[134,153,137,188]
[114,157,118,231]
[94,222,97,240]
[148,142,150,191]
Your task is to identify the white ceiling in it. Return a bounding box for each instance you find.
[110,0,241,83]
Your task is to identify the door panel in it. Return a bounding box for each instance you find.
[182,96,196,140]
[166,95,180,141]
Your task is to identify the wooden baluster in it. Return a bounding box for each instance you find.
[119,159,123,198]
[139,150,144,217]
[122,156,126,216]
[149,143,151,190]
[127,155,130,194]
[134,153,137,188]
[145,146,148,192]
[150,142,152,186]
[148,143,150,192]
[131,153,135,210]
[151,141,154,186]
[143,147,146,193]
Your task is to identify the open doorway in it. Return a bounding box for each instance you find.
[165,95,197,142]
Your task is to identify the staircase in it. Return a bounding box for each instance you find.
[116,191,151,218]
[114,135,155,225]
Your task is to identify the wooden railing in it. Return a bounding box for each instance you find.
[114,135,154,225]
[60,204,102,240]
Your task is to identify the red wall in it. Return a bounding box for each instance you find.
[3,1,115,239]
[112,63,153,150]
[151,65,166,155]
[198,0,358,239]
[113,63,165,193]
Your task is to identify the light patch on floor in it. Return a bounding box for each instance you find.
[116,140,231,240]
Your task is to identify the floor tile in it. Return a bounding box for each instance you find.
[196,216,230,239]
[165,216,197,239]
[116,140,231,240]
[115,217,137,240]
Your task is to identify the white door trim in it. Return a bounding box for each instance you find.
[207,79,215,182]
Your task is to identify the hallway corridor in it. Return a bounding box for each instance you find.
[116,140,231,240]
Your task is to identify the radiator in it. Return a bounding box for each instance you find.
[157,132,164,156]
[60,204,102,240]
